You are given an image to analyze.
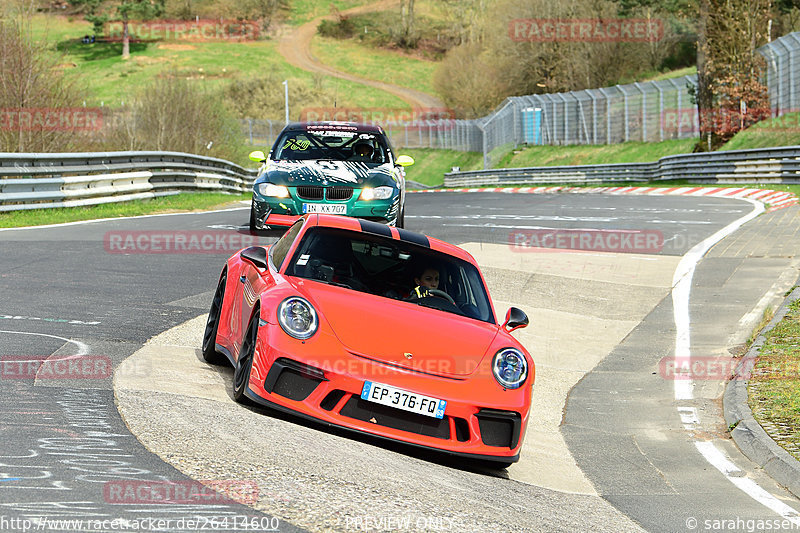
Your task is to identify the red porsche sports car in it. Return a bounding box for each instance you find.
[202,215,534,465]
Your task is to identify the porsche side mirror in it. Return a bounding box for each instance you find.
[503,307,528,332]
[249,150,266,163]
[240,246,268,270]
[396,155,414,167]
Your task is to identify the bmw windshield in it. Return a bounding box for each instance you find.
[272,127,390,164]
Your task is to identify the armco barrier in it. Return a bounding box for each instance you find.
[444,145,800,187]
[3,146,800,211]
[0,151,258,212]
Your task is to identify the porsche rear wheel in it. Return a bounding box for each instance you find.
[233,312,258,404]
[201,273,227,365]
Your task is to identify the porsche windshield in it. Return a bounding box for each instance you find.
[272,129,390,164]
[284,227,496,324]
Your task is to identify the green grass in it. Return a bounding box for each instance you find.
[399,148,483,187]
[31,15,406,114]
[497,139,698,168]
[287,0,372,26]
[0,192,249,228]
[311,34,439,98]
[641,66,697,82]
[721,111,800,152]
[748,299,800,461]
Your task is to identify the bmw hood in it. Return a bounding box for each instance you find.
[300,281,499,377]
[260,160,396,188]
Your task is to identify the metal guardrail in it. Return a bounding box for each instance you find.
[3,145,799,211]
[444,145,800,187]
[0,151,259,212]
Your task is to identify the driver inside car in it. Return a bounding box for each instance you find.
[351,141,374,162]
[408,266,440,300]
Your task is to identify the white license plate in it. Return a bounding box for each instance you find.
[303,203,346,214]
[360,381,447,419]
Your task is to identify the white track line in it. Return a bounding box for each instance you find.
[0,206,249,232]
[0,330,89,356]
[670,199,800,523]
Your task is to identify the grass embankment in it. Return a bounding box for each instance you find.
[498,139,697,168]
[748,298,800,461]
[400,148,483,187]
[286,0,373,26]
[721,111,800,151]
[0,193,249,228]
[32,15,407,111]
[311,35,439,97]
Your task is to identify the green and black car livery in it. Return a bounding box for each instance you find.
[249,122,414,230]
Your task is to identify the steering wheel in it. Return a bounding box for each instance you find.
[428,289,455,305]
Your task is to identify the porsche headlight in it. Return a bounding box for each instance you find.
[492,348,528,389]
[277,297,318,340]
[359,186,394,201]
[258,183,289,198]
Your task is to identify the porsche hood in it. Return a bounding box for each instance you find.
[300,282,499,377]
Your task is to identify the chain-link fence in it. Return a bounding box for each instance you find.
[240,117,483,153]
[242,31,800,168]
[762,32,800,116]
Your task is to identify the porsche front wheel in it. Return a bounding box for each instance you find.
[233,312,258,404]
[202,273,227,365]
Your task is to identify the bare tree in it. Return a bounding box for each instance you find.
[0,15,87,152]
[68,0,165,59]
[441,0,489,45]
[695,0,771,149]
[396,0,417,48]
[120,77,242,159]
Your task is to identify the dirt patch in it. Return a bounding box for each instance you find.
[133,55,168,65]
[158,43,197,51]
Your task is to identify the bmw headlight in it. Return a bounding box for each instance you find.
[277,297,318,340]
[258,183,289,198]
[492,348,528,389]
[359,186,394,201]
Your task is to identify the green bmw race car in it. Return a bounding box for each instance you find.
[249,122,414,230]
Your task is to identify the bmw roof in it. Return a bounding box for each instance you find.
[282,122,386,135]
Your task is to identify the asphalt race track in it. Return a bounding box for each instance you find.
[1,192,799,532]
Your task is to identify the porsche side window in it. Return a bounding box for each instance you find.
[270,221,304,271]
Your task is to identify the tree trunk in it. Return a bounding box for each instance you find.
[695,0,713,146]
[122,17,130,59]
